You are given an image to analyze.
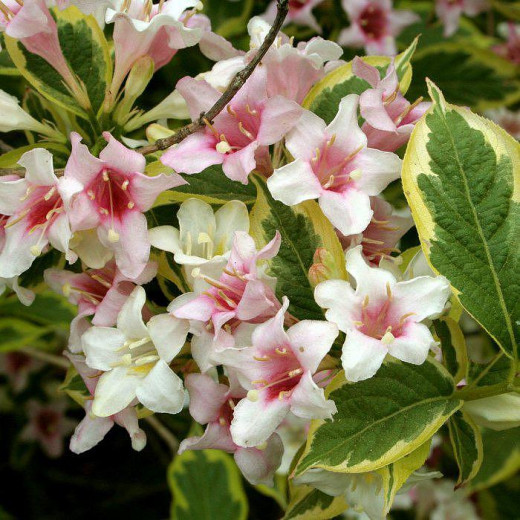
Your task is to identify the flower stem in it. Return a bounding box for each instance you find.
[144,415,179,454]
[454,380,520,402]
[20,347,69,370]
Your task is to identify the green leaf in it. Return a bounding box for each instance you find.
[407,44,520,111]
[284,487,347,520]
[249,176,346,321]
[448,410,483,486]
[0,36,20,76]
[153,165,257,207]
[0,143,69,169]
[471,427,520,492]
[490,0,520,20]
[0,318,50,352]
[402,82,520,360]
[468,353,514,388]
[168,449,248,520]
[294,358,462,476]
[434,317,468,383]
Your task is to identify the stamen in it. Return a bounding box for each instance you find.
[246,104,258,116]
[0,2,14,20]
[362,295,370,308]
[252,379,269,386]
[203,117,220,139]
[228,399,235,410]
[238,122,254,140]
[399,312,416,325]
[395,97,424,126]
[386,282,393,300]
[326,134,336,147]
[87,190,95,200]
[89,274,112,288]
[311,147,321,163]
[19,186,34,202]
[253,355,271,361]
[275,347,288,356]
[227,105,237,117]
[135,354,160,366]
[362,237,385,245]
[322,175,335,189]
[44,187,56,201]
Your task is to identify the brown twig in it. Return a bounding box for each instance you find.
[137,0,289,156]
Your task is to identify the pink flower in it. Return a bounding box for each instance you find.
[161,68,303,184]
[20,400,76,458]
[493,23,520,65]
[435,0,488,37]
[172,231,282,371]
[315,246,451,381]
[338,196,413,265]
[65,352,147,454]
[352,57,430,152]
[44,259,157,351]
[485,107,520,140]
[0,352,41,393]
[267,95,402,236]
[339,0,419,55]
[262,0,327,33]
[0,149,75,279]
[217,297,338,448]
[106,0,203,98]
[60,132,184,279]
[179,373,284,485]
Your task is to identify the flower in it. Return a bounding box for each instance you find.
[60,132,184,279]
[66,352,147,454]
[0,275,34,306]
[82,286,189,417]
[0,149,75,279]
[435,0,488,38]
[267,95,402,236]
[172,231,282,371]
[352,57,430,152]
[20,400,76,458]
[338,196,413,265]
[217,297,338,448]
[339,0,419,55]
[179,373,284,485]
[161,68,303,184]
[0,352,41,393]
[485,107,520,140]
[315,246,451,381]
[262,0,326,33]
[493,23,520,65]
[106,0,203,99]
[44,259,157,351]
[149,198,249,286]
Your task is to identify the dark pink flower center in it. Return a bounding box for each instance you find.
[289,0,308,12]
[6,352,31,373]
[359,4,387,40]
[36,409,60,437]
[65,267,116,307]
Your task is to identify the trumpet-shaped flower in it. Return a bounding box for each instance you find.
[172,231,282,371]
[82,286,189,417]
[44,260,157,351]
[217,298,338,448]
[161,69,303,184]
[435,0,488,37]
[0,352,41,393]
[267,95,402,236]
[315,246,451,381]
[339,0,418,55]
[352,58,430,152]
[494,23,520,65]
[0,149,75,279]
[179,373,284,485]
[149,198,249,285]
[262,0,326,33]
[60,132,184,279]
[106,0,203,97]
[66,352,147,454]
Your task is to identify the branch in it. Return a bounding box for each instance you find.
[144,415,179,454]
[21,347,70,370]
[137,0,289,156]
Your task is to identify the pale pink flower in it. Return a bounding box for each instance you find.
[493,23,520,65]
[339,0,419,55]
[0,149,75,279]
[0,352,41,393]
[106,0,203,97]
[436,0,488,37]
[179,373,284,485]
[485,107,520,140]
[315,246,451,382]
[338,196,413,265]
[20,400,76,458]
[267,95,402,236]
[262,0,326,33]
[352,57,430,152]
[217,298,338,448]
[60,132,184,279]
[44,260,157,351]
[172,231,282,371]
[161,68,303,184]
[66,352,147,454]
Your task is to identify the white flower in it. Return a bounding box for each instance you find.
[315,246,451,381]
[149,198,250,285]
[82,286,189,417]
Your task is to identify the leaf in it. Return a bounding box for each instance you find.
[0,318,50,352]
[471,427,520,492]
[284,487,347,520]
[0,36,20,76]
[448,410,483,487]
[168,449,248,520]
[407,44,520,111]
[402,82,520,360]
[294,358,462,476]
[249,176,346,321]
[490,0,520,20]
[468,353,514,388]
[153,165,257,207]
[434,317,468,383]
[303,41,415,124]
[0,143,69,169]
[5,6,111,118]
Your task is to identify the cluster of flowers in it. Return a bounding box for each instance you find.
[0,0,455,489]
